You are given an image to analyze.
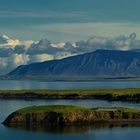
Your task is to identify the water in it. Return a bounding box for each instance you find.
[0,99,140,140]
[0,80,140,140]
[0,80,140,90]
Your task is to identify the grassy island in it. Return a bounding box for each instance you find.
[3,105,140,127]
[0,88,140,102]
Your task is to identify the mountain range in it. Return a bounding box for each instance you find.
[6,49,140,80]
[0,33,140,75]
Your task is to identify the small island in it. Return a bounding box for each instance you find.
[3,105,140,127]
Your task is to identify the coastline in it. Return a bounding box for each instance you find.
[3,105,140,126]
[0,88,140,102]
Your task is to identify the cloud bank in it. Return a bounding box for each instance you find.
[0,33,140,74]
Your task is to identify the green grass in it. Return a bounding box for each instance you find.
[0,88,140,96]
[16,105,140,114]
[17,105,89,113]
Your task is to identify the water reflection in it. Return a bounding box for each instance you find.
[5,123,140,134]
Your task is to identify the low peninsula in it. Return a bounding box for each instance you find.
[0,88,140,102]
[3,105,140,127]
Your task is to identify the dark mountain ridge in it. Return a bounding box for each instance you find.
[7,49,140,79]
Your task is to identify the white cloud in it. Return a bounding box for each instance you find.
[0,33,140,75]
[0,35,19,47]
[28,54,54,63]
[51,42,66,48]
[0,35,33,48]
[27,39,53,55]
[0,54,29,74]
[12,54,29,66]
[20,40,34,47]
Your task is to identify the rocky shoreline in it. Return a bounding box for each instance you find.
[3,105,140,127]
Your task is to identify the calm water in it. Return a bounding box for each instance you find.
[0,80,140,90]
[0,80,140,140]
[0,99,140,140]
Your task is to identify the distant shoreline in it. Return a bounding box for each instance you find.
[0,75,140,82]
[0,88,140,102]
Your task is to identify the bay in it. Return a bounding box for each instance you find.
[0,80,140,90]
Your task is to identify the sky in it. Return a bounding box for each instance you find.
[0,0,140,74]
[0,0,140,42]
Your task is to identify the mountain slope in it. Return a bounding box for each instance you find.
[7,50,140,79]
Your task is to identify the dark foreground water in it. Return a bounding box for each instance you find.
[0,99,140,140]
[0,80,140,90]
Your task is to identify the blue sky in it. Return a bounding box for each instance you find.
[0,0,140,42]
